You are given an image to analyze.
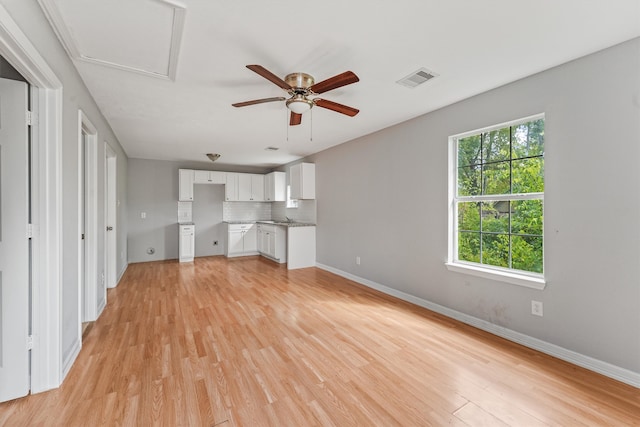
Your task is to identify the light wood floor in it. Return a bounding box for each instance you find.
[1,256,638,426]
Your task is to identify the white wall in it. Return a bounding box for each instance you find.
[1,0,129,371]
[307,39,640,376]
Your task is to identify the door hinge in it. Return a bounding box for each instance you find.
[27,335,34,350]
[26,110,34,126]
[27,223,33,239]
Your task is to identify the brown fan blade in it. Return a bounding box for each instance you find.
[232,97,285,108]
[246,65,291,90]
[309,71,359,94]
[314,99,359,117]
[290,112,302,126]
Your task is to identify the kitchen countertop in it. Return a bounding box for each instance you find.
[223,220,257,224]
[223,220,316,227]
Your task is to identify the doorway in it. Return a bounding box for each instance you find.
[0,75,30,402]
[78,111,100,323]
[105,143,117,289]
[0,3,64,394]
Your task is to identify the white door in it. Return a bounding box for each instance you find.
[106,145,117,288]
[80,130,89,321]
[0,78,30,402]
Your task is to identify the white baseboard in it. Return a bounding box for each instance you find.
[61,338,81,382]
[115,263,128,287]
[316,263,640,389]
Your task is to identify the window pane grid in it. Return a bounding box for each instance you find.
[454,117,544,275]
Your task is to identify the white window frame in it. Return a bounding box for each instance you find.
[446,114,546,290]
[286,185,299,209]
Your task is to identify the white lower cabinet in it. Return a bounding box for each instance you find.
[257,224,286,263]
[226,223,258,257]
[179,224,195,262]
[287,226,315,269]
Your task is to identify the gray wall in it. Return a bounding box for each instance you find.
[128,159,179,262]
[307,38,640,374]
[193,184,224,257]
[2,1,129,366]
[127,159,249,262]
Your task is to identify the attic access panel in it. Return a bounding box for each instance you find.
[40,0,185,79]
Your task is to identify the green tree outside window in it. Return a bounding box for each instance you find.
[455,118,544,274]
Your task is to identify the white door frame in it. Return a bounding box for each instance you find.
[0,5,63,392]
[78,111,99,323]
[105,143,117,290]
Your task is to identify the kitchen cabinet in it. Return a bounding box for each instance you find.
[239,173,264,201]
[178,169,194,201]
[264,171,286,201]
[257,223,286,263]
[287,226,316,269]
[226,223,258,257]
[290,163,315,200]
[179,224,195,262]
[194,170,225,184]
[225,172,239,201]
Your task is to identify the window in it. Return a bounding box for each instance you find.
[286,185,299,209]
[447,115,545,288]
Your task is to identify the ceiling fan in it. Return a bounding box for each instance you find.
[232,65,360,126]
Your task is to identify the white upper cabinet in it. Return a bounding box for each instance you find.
[225,172,239,201]
[239,173,264,201]
[194,170,225,184]
[180,170,270,202]
[178,169,194,201]
[265,171,286,202]
[290,163,315,200]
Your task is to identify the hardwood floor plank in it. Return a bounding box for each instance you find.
[454,401,510,426]
[0,256,638,426]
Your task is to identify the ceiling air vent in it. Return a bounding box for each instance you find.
[396,67,438,88]
[265,146,279,151]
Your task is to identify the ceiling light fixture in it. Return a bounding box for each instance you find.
[286,94,313,114]
[206,153,221,162]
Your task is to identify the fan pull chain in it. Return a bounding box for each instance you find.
[310,109,313,142]
[286,109,289,141]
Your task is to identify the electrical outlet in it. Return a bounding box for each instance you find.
[213,240,218,246]
[531,300,543,317]
[356,256,361,265]
[140,212,146,219]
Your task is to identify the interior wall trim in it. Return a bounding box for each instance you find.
[0,3,64,393]
[316,263,640,389]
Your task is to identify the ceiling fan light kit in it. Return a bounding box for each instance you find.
[233,64,360,126]
[286,95,313,114]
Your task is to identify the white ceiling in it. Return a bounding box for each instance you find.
[39,0,640,169]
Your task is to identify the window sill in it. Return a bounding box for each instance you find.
[445,262,546,290]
